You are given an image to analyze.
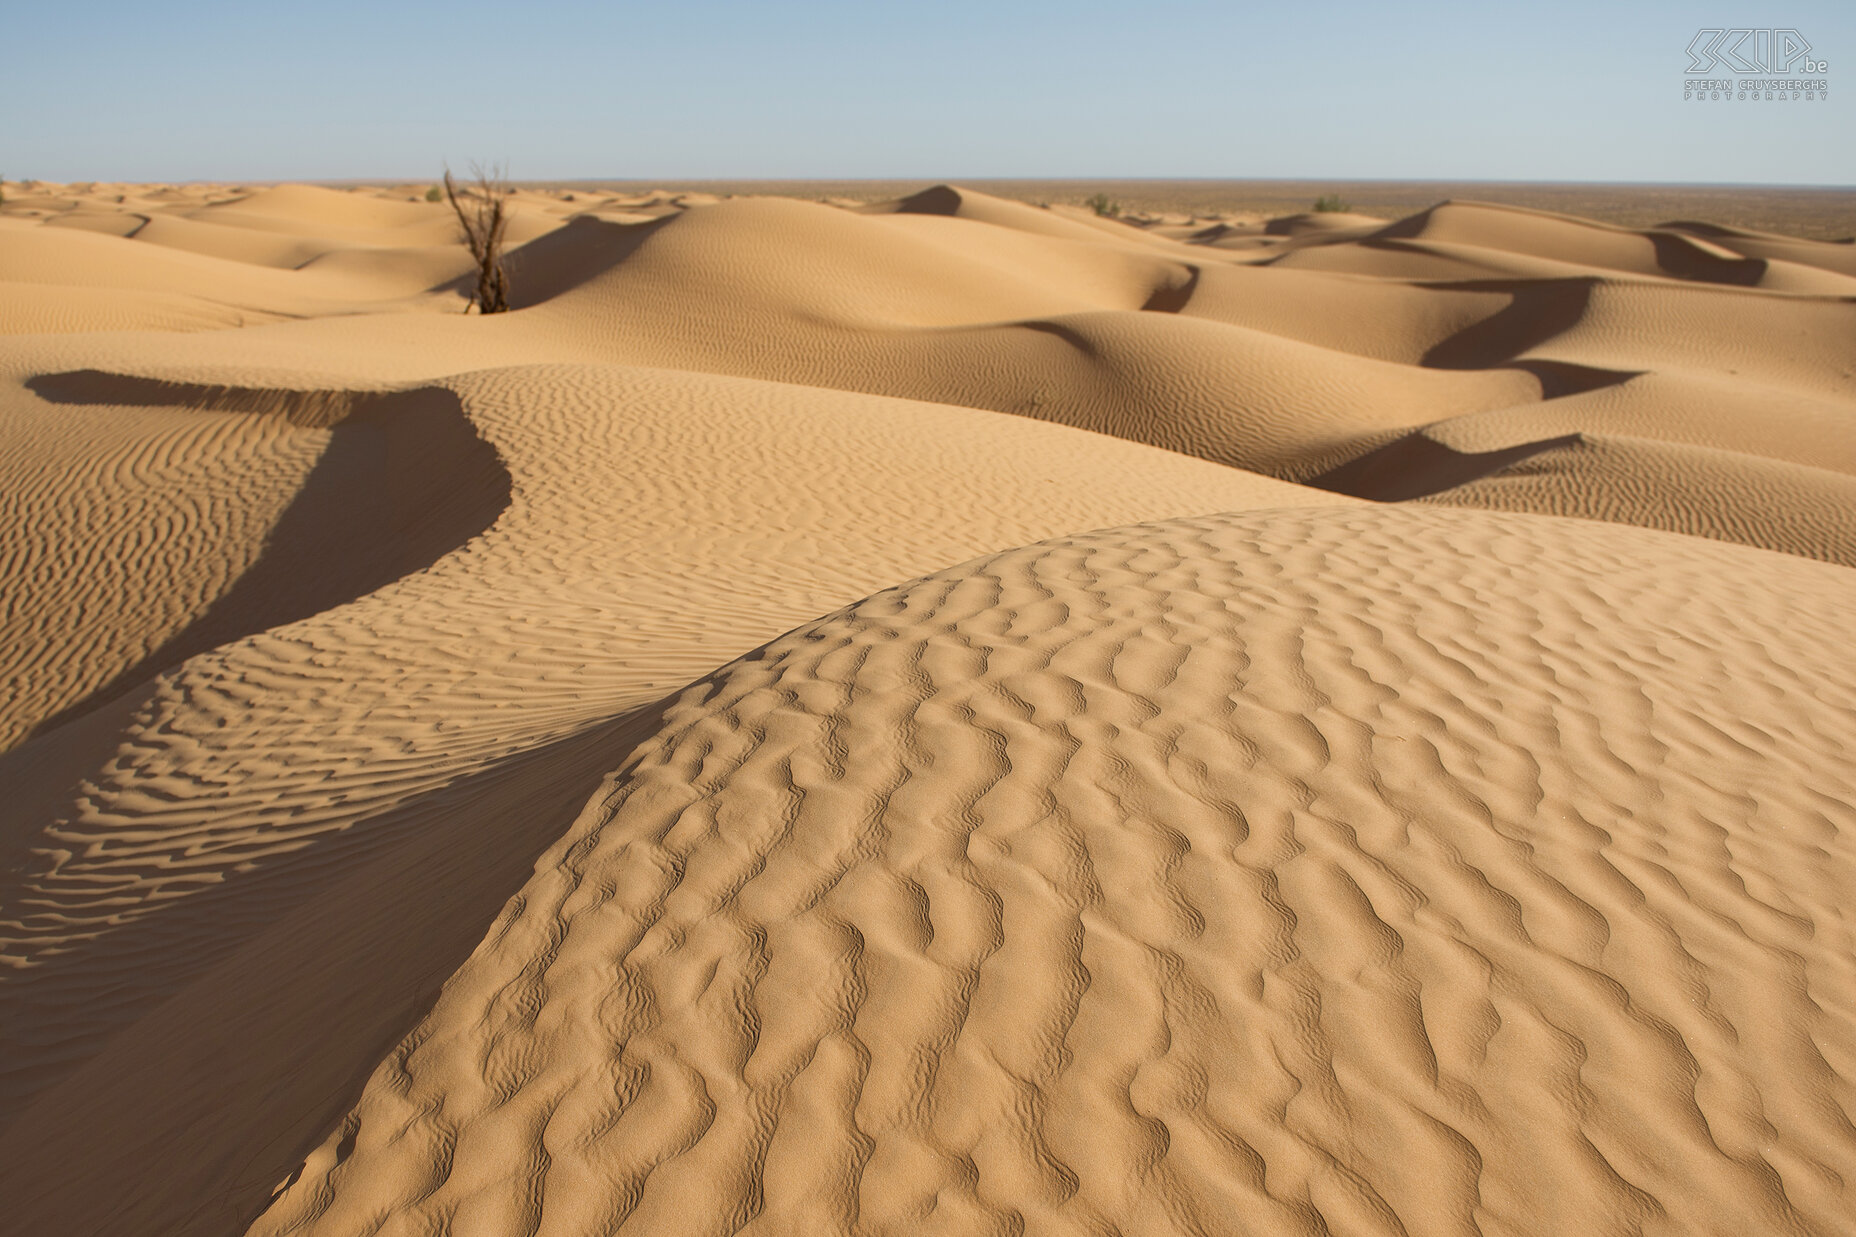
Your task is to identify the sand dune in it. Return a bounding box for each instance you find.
[1656,219,1856,277]
[1417,432,1856,565]
[0,361,1344,1236]
[248,506,1856,1237]
[1336,200,1856,294]
[868,184,1198,252]
[9,183,1847,497]
[0,179,1852,1236]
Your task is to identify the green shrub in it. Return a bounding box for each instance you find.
[1312,193,1352,213]
[425,185,443,202]
[1086,192,1121,218]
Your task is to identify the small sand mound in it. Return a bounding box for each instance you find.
[1417,432,1856,566]
[877,184,1178,250]
[196,184,449,231]
[1359,200,1856,293]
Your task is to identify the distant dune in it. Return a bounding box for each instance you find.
[1,179,1853,1236]
[498,179,1856,241]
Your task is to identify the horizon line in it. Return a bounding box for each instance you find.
[12,175,1855,192]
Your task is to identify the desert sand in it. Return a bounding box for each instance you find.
[1,178,1853,1236]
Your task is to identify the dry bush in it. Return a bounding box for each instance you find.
[443,163,512,314]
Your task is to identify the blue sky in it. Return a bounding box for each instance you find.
[7,0,1851,183]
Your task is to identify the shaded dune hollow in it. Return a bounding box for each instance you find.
[1309,430,1584,501]
[256,506,1856,1237]
[12,371,510,741]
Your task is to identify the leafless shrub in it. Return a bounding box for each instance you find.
[443,162,512,314]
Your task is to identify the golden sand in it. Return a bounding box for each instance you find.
[1,179,1852,1236]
